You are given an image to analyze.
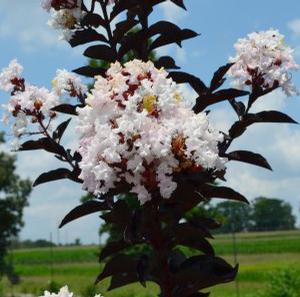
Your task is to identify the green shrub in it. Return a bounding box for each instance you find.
[0,283,3,297]
[39,281,63,295]
[262,268,300,297]
[80,284,98,297]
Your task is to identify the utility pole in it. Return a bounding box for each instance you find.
[50,233,54,283]
[231,209,240,297]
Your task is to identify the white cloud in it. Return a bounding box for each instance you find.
[288,19,300,37]
[0,0,64,52]
[160,1,188,24]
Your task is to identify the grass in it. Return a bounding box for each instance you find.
[1,230,300,297]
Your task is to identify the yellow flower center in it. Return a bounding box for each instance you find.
[51,79,58,88]
[143,95,157,113]
[174,92,182,102]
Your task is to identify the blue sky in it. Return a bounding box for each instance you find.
[1,0,300,244]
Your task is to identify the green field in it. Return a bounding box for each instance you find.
[1,230,300,297]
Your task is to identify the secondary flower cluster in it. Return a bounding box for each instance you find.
[41,0,115,41]
[229,29,299,96]
[0,60,86,149]
[40,286,103,297]
[77,60,226,204]
[42,0,84,41]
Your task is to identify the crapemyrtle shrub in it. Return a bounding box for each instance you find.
[0,1,299,297]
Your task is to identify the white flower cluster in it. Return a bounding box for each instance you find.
[0,59,23,92]
[40,286,103,297]
[0,61,86,149]
[77,60,226,204]
[229,29,299,96]
[42,0,84,41]
[52,69,87,97]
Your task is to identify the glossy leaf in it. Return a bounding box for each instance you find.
[200,184,249,204]
[173,255,238,297]
[84,45,117,61]
[53,118,72,143]
[99,240,131,261]
[148,21,181,37]
[113,19,139,42]
[155,56,180,69]
[51,104,79,115]
[81,13,105,28]
[59,200,110,228]
[96,254,137,283]
[69,29,107,47]
[169,71,207,95]
[193,88,249,113]
[149,29,198,51]
[172,224,215,255]
[171,0,186,9]
[229,111,298,139]
[108,272,140,290]
[226,150,272,171]
[19,138,65,156]
[73,66,107,78]
[210,63,234,91]
[33,168,73,187]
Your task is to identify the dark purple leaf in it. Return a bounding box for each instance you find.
[229,111,298,139]
[51,104,80,115]
[81,13,105,27]
[172,224,215,255]
[155,56,180,69]
[113,19,139,42]
[193,88,249,113]
[200,184,249,204]
[84,45,117,61]
[59,200,110,228]
[33,168,73,187]
[149,29,199,51]
[148,21,181,37]
[171,0,186,9]
[226,150,272,171]
[210,63,234,91]
[99,240,131,261]
[52,118,72,143]
[69,28,107,47]
[108,272,139,290]
[174,255,238,297]
[96,254,137,283]
[19,138,65,156]
[73,66,106,78]
[169,71,207,95]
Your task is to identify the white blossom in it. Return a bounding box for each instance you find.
[39,286,104,297]
[77,60,226,204]
[43,0,84,41]
[41,0,52,11]
[0,59,23,92]
[8,85,59,115]
[52,69,87,97]
[229,29,299,96]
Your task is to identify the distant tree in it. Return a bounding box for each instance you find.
[0,132,31,282]
[251,197,296,231]
[11,239,56,249]
[74,238,81,246]
[214,201,252,233]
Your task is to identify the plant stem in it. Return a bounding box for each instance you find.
[151,202,173,297]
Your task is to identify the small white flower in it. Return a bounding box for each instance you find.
[229,29,299,96]
[52,69,87,97]
[0,59,23,92]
